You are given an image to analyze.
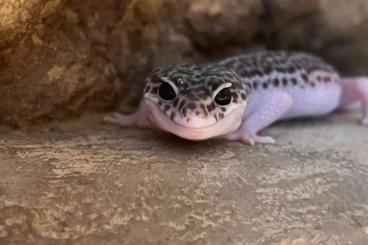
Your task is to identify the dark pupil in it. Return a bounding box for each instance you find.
[214,88,232,106]
[158,82,176,101]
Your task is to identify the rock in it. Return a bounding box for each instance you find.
[1,0,368,125]
[0,113,367,244]
[0,0,120,126]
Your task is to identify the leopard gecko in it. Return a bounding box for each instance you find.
[105,51,368,145]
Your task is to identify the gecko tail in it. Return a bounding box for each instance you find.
[338,77,368,124]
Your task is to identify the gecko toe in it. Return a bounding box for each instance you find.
[239,135,275,145]
[103,112,132,126]
[253,135,276,144]
[239,138,255,146]
[103,113,120,123]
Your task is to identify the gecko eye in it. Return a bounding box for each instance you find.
[212,82,233,107]
[158,81,177,102]
[214,88,232,106]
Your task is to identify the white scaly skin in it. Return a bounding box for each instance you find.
[105,51,368,145]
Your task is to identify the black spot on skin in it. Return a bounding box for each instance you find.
[291,78,297,85]
[317,76,322,82]
[301,73,308,82]
[181,82,189,90]
[287,66,296,73]
[151,86,158,94]
[206,103,215,112]
[282,78,288,86]
[219,113,224,119]
[232,92,238,102]
[221,107,226,112]
[232,82,242,89]
[240,93,246,100]
[273,78,279,87]
[252,81,258,90]
[323,76,331,83]
[239,70,250,77]
[310,82,316,87]
[263,66,273,75]
[187,103,196,110]
[158,101,162,106]
[193,74,201,80]
[170,112,176,120]
[182,108,187,117]
[186,118,190,122]
[262,82,268,89]
[276,68,286,73]
[173,98,179,107]
[195,111,200,116]
[164,105,170,111]
[250,69,262,77]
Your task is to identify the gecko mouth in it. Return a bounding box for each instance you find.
[144,99,245,140]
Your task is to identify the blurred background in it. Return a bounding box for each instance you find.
[1,0,368,126]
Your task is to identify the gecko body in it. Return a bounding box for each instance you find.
[106,51,368,145]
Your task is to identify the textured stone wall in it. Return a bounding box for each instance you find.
[1,0,368,126]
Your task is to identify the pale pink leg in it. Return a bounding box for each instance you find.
[104,102,151,128]
[224,92,293,145]
[339,77,368,125]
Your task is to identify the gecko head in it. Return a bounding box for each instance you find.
[142,64,249,140]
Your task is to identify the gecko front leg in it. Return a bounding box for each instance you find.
[104,101,151,128]
[223,92,293,145]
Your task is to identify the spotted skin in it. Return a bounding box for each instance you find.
[105,51,368,145]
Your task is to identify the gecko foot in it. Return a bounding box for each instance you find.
[224,130,276,145]
[104,112,136,127]
[239,135,275,145]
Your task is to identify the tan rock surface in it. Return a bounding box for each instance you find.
[0,112,368,244]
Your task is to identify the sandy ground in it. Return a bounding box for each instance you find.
[0,112,368,245]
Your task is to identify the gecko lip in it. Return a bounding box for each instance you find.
[144,98,245,140]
